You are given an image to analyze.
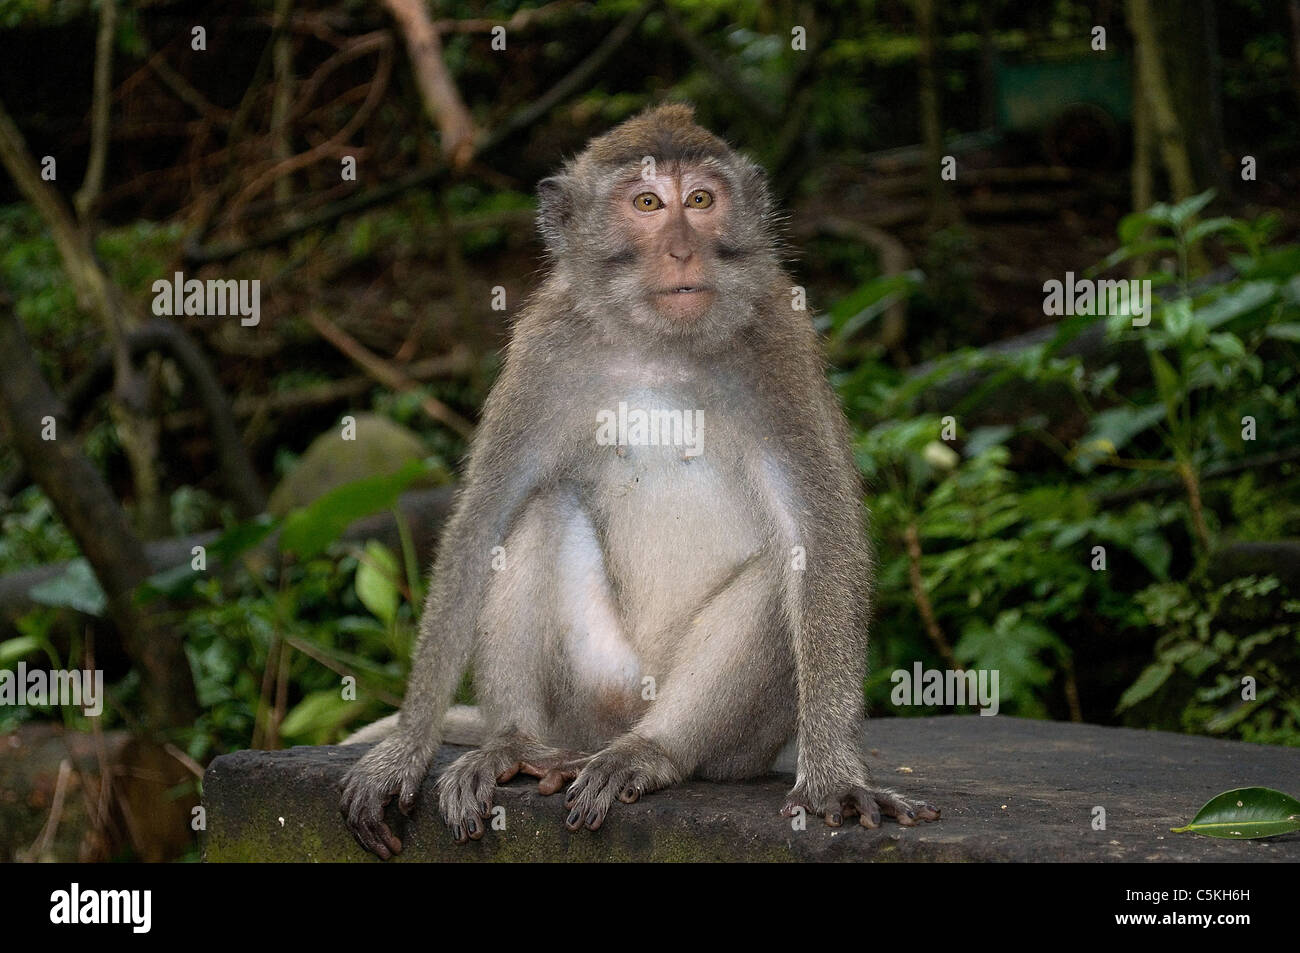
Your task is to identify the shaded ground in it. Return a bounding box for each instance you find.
[202,716,1300,862]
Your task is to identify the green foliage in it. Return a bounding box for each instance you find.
[1171,786,1300,839]
[1118,576,1300,744]
[844,198,1299,742]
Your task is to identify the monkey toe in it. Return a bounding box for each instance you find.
[435,753,504,843]
[864,787,940,827]
[563,771,621,831]
[842,786,939,828]
[517,751,591,796]
[782,778,939,831]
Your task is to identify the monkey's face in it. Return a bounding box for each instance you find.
[614,167,728,323]
[538,151,780,348]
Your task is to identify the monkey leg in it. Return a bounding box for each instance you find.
[780,782,941,829]
[564,554,796,831]
[436,488,628,842]
[435,729,591,843]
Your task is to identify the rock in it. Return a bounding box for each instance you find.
[267,413,438,517]
[201,716,1300,862]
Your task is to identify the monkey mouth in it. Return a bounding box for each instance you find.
[655,285,712,295]
[651,285,715,320]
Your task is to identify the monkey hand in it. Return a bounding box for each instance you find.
[781,770,940,829]
[339,735,432,859]
[563,734,682,832]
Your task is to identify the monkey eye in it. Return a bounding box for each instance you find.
[633,192,664,211]
[685,189,714,209]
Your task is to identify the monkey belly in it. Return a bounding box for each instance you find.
[477,446,793,761]
[593,440,772,641]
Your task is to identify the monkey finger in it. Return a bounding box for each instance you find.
[848,787,885,828]
[564,778,588,809]
[360,819,402,858]
[496,761,523,784]
[871,788,938,826]
[822,810,844,828]
[617,784,642,803]
[913,802,942,821]
[465,814,486,841]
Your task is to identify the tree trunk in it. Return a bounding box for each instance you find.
[0,296,198,732]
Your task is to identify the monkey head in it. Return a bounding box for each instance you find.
[536,103,782,346]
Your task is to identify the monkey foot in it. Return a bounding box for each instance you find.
[781,779,940,829]
[496,750,593,795]
[339,735,433,859]
[564,734,683,832]
[437,733,592,843]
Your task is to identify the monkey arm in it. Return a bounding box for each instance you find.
[392,369,559,753]
[772,378,939,828]
[340,350,567,856]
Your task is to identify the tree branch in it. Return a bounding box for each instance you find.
[0,293,198,731]
[75,0,117,221]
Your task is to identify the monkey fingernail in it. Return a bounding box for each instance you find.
[825,811,842,827]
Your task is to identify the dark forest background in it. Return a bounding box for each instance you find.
[0,0,1297,861]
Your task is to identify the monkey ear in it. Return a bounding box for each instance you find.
[536,175,573,253]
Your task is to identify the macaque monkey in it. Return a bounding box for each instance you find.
[340,103,939,857]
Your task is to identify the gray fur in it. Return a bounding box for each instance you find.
[339,105,938,857]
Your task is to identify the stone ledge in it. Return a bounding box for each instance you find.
[201,716,1300,862]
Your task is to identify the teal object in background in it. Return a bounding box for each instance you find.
[996,57,1132,132]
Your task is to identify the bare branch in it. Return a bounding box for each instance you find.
[305,310,475,437]
[382,0,478,167]
[75,0,117,220]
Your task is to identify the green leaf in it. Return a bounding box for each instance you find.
[1171,787,1300,839]
[1117,209,1158,244]
[1192,280,1276,330]
[1129,533,1172,581]
[1264,322,1300,342]
[964,425,1014,459]
[1168,189,1216,228]
[210,517,277,563]
[1149,351,1181,416]
[1184,216,1235,246]
[0,635,43,666]
[280,460,429,558]
[27,560,107,617]
[827,271,922,340]
[1089,237,1176,275]
[1116,661,1173,710]
[279,690,366,741]
[356,541,401,627]
[1072,403,1166,471]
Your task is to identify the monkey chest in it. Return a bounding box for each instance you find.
[590,432,769,596]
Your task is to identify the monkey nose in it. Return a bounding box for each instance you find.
[668,247,694,262]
